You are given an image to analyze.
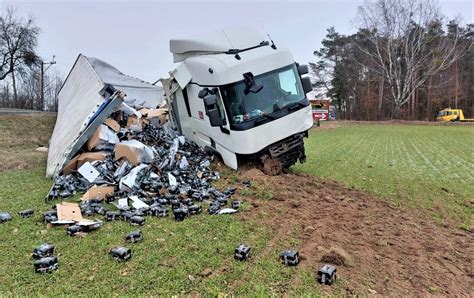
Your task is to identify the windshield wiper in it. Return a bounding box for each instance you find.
[254,113,276,125]
[286,101,306,111]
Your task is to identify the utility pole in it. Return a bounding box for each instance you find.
[40,56,56,111]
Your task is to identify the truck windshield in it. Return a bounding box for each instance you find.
[221,64,305,124]
[437,111,446,117]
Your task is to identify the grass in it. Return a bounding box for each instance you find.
[0,114,321,296]
[293,122,474,227]
[0,113,56,172]
[1,114,472,295]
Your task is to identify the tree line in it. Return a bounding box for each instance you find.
[0,7,62,111]
[311,0,473,120]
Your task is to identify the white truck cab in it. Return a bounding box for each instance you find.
[162,29,313,172]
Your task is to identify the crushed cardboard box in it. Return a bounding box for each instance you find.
[77,152,109,169]
[103,118,121,133]
[139,108,168,124]
[56,202,83,222]
[87,124,120,151]
[114,140,155,166]
[126,115,143,132]
[81,185,114,201]
[63,155,80,175]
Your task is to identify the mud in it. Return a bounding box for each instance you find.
[231,167,473,295]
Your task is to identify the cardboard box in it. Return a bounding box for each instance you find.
[126,115,143,131]
[62,155,80,175]
[77,151,109,168]
[82,185,115,201]
[86,124,119,151]
[139,108,168,124]
[114,140,154,166]
[103,118,121,133]
[56,202,83,222]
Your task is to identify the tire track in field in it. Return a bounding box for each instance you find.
[397,137,422,176]
[407,137,443,178]
[412,134,473,182]
[420,134,474,181]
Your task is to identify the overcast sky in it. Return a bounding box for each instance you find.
[2,0,472,83]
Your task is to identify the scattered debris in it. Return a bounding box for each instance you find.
[34,256,58,273]
[130,215,146,226]
[66,225,83,236]
[35,146,48,152]
[56,202,83,223]
[173,208,188,221]
[234,244,251,261]
[218,208,238,215]
[105,211,121,221]
[280,250,299,266]
[0,212,12,223]
[317,264,337,285]
[125,230,143,243]
[18,209,34,218]
[231,200,242,209]
[110,247,132,262]
[32,243,55,259]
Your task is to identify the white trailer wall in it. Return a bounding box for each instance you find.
[46,54,163,177]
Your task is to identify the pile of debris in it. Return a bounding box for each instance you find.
[44,103,241,230]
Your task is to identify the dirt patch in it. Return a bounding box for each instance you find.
[230,167,473,295]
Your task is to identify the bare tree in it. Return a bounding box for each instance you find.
[0,7,40,105]
[355,0,467,118]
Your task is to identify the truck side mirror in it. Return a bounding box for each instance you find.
[301,77,313,94]
[198,88,210,99]
[204,94,225,127]
[298,64,309,75]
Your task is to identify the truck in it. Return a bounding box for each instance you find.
[46,29,313,177]
[436,108,474,122]
[161,29,313,174]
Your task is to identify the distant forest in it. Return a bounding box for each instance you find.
[311,0,473,120]
[0,1,472,120]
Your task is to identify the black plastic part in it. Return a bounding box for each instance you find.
[67,225,83,236]
[317,265,337,285]
[32,243,55,259]
[231,200,242,209]
[130,216,145,226]
[173,208,188,221]
[110,247,132,262]
[105,211,121,221]
[234,244,251,261]
[0,212,12,223]
[34,256,58,273]
[280,250,299,266]
[125,230,143,243]
[19,209,34,218]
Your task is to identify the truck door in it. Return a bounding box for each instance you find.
[201,88,236,168]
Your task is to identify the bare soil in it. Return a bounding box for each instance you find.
[230,167,473,295]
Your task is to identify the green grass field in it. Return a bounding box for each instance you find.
[0,114,320,296]
[0,115,472,295]
[294,122,474,227]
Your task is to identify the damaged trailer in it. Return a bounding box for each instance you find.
[46,54,164,178]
